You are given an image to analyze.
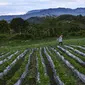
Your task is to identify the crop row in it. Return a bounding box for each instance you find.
[0,45,85,85]
[51,47,85,84]
[0,49,29,85]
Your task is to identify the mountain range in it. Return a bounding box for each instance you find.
[0,8,85,22]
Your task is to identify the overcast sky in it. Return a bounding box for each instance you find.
[0,0,85,15]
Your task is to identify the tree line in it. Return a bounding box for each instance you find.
[0,14,85,40]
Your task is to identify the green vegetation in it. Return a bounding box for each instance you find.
[0,15,85,41]
[0,51,20,72]
[36,48,49,85]
[46,47,84,85]
[41,48,58,85]
[55,47,85,74]
[0,14,85,85]
[0,38,85,85]
[64,47,85,61]
[6,50,31,85]
[22,49,37,85]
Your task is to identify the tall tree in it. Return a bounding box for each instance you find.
[10,18,24,33]
[0,20,9,33]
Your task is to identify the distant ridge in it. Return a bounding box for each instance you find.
[0,7,85,22]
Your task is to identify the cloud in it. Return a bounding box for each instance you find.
[0,12,26,15]
[0,0,85,6]
[39,0,51,2]
[0,0,85,15]
[0,2,11,6]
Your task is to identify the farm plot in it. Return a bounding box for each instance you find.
[0,45,85,85]
[36,48,50,85]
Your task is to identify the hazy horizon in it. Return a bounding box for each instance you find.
[0,0,85,15]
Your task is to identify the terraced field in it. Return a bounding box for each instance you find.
[0,45,85,85]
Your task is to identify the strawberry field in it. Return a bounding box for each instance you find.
[0,43,85,85]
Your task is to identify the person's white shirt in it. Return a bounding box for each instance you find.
[58,35,62,42]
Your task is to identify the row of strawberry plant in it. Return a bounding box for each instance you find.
[55,46,85,75]
[6,49,31,85]
[22,49,37,85]
[42,47,64,85]
[65,45,85,57]
[57,46,85,67]
[0,52,11,59]
[0,49,10,56]
[77,46,85,50]
[0,49,29,85]
[51,47,85,84]
[64,46,85,62]
[36,48,50,85]
[46,47,81,85]
[0,51,19,65]
[71,45,85,53]
[0,51,21,72]
[40,48,47,76]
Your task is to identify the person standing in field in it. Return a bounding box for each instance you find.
[58,35,63,45]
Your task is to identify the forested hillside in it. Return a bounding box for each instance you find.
[0,15,85,40]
